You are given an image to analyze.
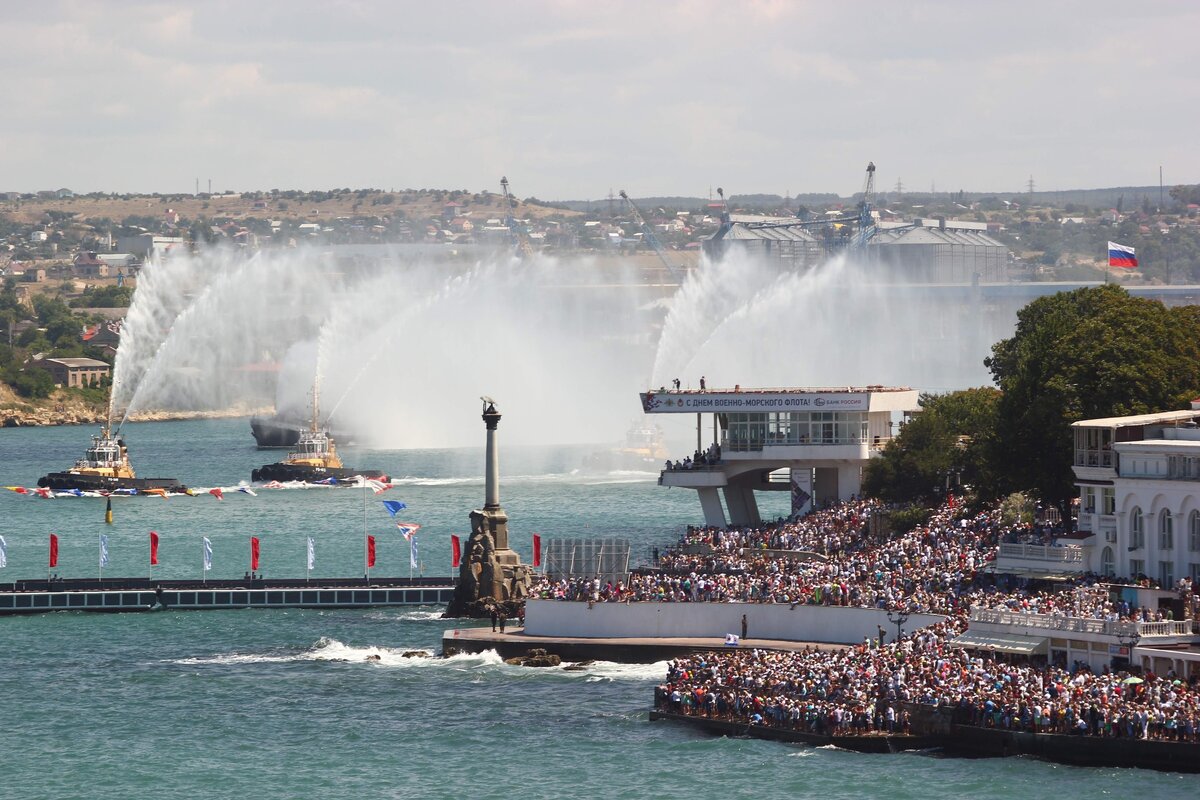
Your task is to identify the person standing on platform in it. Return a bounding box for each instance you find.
[700,376,707,391]
[491,608,498,632]
[499,612,507,633]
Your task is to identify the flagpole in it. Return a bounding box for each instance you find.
[362,482,369,582]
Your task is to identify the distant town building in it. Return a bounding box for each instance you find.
[81,321,122,359]
[117,234,186,258]
[73,252,110,278]
[34,357,110,388]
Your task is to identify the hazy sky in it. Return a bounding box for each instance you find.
[3,1,1196,199]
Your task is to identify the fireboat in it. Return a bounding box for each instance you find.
[250,382,388,485]
[37,426,185,493]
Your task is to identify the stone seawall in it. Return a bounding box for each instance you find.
[658,702,1200,774]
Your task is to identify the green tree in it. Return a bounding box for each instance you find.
[862,387,1001,505]
[985,284,1200,517]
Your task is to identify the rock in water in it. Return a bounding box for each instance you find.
[504,652,562,668]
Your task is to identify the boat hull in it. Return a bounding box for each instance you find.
[250,417,300,448]
[37,473,185,493]
[250,463,389,484]
[250,416,360,449]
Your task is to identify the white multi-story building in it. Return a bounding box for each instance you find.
[1072,407,1200,586]
[958,406,1200,676]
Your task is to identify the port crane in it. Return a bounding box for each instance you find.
[499,176,533,258]
[619,190,682,280]
[739,162,887,251]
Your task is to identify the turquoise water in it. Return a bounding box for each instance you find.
[0,421,1190,798]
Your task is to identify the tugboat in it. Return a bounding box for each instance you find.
[250,383,388,485]
[38,427,185,493]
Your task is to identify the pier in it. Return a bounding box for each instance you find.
[0,576,455,615]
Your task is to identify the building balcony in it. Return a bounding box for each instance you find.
[969,607,1195,641]
[994,543,1086,577]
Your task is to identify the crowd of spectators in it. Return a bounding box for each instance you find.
[656,624,1200,741]
[525,495,1200,742]
[533,500,1008,614]
[664,443,721,471]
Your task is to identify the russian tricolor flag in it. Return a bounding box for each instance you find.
[1108,241,1138,268]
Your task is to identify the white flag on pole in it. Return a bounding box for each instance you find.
[306,537,315,571]
[410,536,419,570]
[0,535,7,568]
[99,534,110,568]
[203,536,213,571]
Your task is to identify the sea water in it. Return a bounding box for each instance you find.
[0,420,1189,799]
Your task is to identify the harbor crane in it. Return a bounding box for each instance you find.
[741,162,890,251]
[499,176,533,258]
[851,161,877,248]
[619,190,682,280]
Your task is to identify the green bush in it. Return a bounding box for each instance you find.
[887,504,934,534]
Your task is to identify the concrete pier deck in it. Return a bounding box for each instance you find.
[442,626,847,663]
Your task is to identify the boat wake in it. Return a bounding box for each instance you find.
[171,638,668,680]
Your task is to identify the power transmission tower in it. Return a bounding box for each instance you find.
[894,178,903,196]
[1027,175,1035,197]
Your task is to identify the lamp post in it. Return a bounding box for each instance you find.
[886,607,911,643]
[1115,625,1142,672]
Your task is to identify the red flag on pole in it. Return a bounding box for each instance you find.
[367,535,376,568]
[450,534,461,568]
[532,533,542,567]
[251,536,260,571]
[149,531,160,565]
[49,533,59,568]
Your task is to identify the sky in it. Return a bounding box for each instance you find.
[2,0,1197,200]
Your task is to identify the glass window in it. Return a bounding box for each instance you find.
[1101,488,1115,515]
[1130,508,1144,549]
[1130,559,1145,578]
[1160,510,1174,550]
[1191,511,1200,552]
[1101,547,1115,576]
[1159,561,1174,588]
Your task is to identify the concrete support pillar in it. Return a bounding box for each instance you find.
[838,465,862,499]
[697,487,727,528]
[814,467,839,508]
[723,486,760,527]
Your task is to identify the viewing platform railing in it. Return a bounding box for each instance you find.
[970,607,1194,638]
[997,543,1084,563]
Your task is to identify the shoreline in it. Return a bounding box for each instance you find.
[0,406,270,428]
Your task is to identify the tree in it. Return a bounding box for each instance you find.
[862,387,1001,505]
[985,284,1200,517]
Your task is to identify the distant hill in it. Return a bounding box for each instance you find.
[552,193,842,213]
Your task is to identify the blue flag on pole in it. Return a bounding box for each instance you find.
[381,500,408,517]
